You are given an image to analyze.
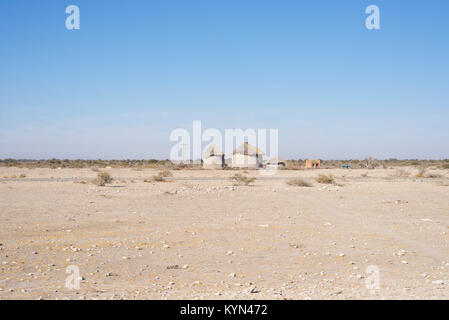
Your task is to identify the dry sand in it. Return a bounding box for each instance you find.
[0,167,448,300]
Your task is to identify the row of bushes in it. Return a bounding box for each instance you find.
[2,158,449,169]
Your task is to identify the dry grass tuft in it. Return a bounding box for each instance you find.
[316,174,335,184]
[19,173,27,178]
[230,173,256,186]
[93,172,113,186]
[286,178,312,187]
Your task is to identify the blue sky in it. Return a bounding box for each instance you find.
[1,0,448,160]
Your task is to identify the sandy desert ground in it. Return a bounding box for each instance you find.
[0,167,448,300]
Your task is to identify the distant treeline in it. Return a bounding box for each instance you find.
[1,158,448,169]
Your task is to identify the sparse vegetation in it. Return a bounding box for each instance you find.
[1,158,449,170]
[286,178,312,187]
[426,173,442,179]
[390,168,410,178]
[153,175,166,182]
[93,172,113,186]
[316,174,335,184]
[362,157,380,169]
[152,170,173,182]
[230,173,256,186]
[416,167,426,178]
[158,170,173,178]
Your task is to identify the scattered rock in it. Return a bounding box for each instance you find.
[166,265,180,270]
[247,286,259,294]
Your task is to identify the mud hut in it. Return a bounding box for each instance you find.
[266,157,286,169]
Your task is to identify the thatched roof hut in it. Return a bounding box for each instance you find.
[266,157,286,168]
[203,144,225,169]
[231,142,264,168]
[203,144,224,157]
[232,142,265,156]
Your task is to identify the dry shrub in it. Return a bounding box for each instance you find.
[172,163,187,170]
[19,173,27,178]
[426,173,442,179]
[152,175,165,182]
[316,174,335,184]
[416,167,426,178]
[286,178,312,187]
[442,163,449,170]
[159,170,173,177]
[150,170,173,182]
[93,172,113,186]
[230,173,256,186]
[362,157,380,169]
[390,168,410,178]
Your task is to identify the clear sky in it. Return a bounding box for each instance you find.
[1,0,448,160]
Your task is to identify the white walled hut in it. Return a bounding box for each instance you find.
[266,157,286,169]
[231,142,265,169]
[202,144,225,169]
